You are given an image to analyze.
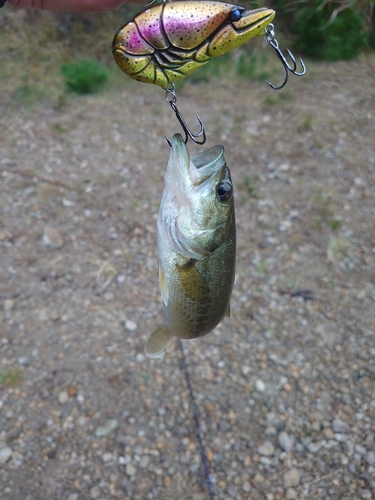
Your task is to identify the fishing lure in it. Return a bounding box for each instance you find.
[113,1,275,90]
[112,1,305,144]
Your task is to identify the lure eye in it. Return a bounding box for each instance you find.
[217,181,232,202]
[231,8,242,22]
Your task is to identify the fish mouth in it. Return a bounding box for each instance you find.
[169,133,225,187]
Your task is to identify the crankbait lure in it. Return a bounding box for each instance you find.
[112,1,306,144]
[113,1,275,90]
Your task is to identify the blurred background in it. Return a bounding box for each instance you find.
[1,1,375,499]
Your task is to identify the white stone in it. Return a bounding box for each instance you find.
[4,299,14,311]
[62,199,75,207]
[360,490,372,500]
[241,365,251,376]
[283,468,301,488]
[102,452,113,462]
[278,432,294,452]
[255,380,266,393]
[95,419,118,437]
[125,320,137,331]
[58,391,69,404]
[0,447,12,466]
[125,464,136,476]
[285,488,297,499]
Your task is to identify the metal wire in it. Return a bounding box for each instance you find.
[178,339,215,500]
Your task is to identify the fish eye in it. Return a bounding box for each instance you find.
[231,8,242,22]
[217,181,232,202]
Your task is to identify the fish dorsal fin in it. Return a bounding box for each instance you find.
[144,325,172,359]
[176,260,209,301]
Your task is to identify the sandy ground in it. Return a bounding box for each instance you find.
[1,52,375,500]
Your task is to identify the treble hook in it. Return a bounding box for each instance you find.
[165,84,206,146]
[264,24,306,90]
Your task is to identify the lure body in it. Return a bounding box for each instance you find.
[144,133,236,359]
[113,1,275,89]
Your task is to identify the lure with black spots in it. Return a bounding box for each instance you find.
[112,1,275,89]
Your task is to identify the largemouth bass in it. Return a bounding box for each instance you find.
[145,133,236,359]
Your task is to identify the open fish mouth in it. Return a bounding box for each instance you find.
[169,134,226,188]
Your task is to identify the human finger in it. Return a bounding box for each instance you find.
[8,0,144,12]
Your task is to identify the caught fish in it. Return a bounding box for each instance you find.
[113,1,275,89]
[145,133,236,359]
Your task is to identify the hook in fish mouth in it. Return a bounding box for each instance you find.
[264,23,306,90]
[165,84,206,147]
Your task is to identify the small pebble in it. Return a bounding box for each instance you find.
[355,444,366,455]
[139,456,150,468]
[283,468,300,488]
[89,486,100,499]
[360,490,372,500]
[102,452,113,463]
[62,199,75,207]
[366,451,375,465]
[334,433,348,443]
[255,380,266,393]
[285,488,297,500]
[4,299,14,311]
[42,226,64,248]
[306,442,322,453]
[67,494,79,500]
[95,419,118,437]
[241,365,251,376]
[242,481,251,492]
[257,440,275,456]
[278,432,294,452]
[58,391,69,405]
[0,447,12,465]
[125,464,136,476]
[17,356,29,366]
[332,418,349,433]
[265,426,277,437]
[125,320,137,331]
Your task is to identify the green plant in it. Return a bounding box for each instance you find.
[244,174,260,198]
[312,191,341,230]
[236,53,272,81]
[61,59,109,94]
[12,77,49,108]
[264,95,277,106]
[0,369,22,387]
[275,0,370,60]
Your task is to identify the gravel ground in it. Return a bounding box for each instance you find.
[1,53,375,500]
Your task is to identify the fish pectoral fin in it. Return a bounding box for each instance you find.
[159,264,168,306]
[144,325,172,359]
[176,260,209,301]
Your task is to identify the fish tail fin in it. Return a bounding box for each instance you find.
[144,325,172,359]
